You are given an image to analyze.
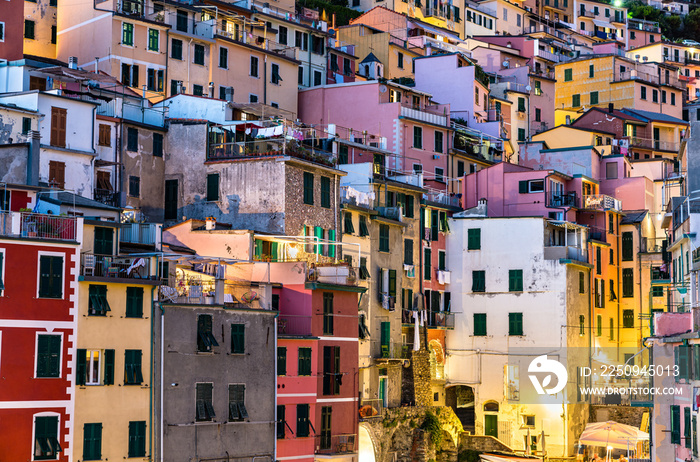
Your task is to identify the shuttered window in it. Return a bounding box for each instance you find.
[320,406,332,449]
[622,232,634,260]
[88,285,110,316]
[622,268,634,297]
[39,255,63,299]
[474,313,487,336]
[36,334,61,378]
[231,323,245,354]
[277,405,286,439]
[303,172,314,205]
[277,347,287,376]
[472,270,485,292]
[379,224,389,252]
[323,345,341,395]
[197,314,218,352]
[359,215,370,236]
[124,350,143,385]
[229,384,248,421]
[404,239,413,265]
[94,226,113,255]
[509,270,523,292]
[103,349,115,385]
[298,347,312,376]
[34,416,61,460]
[467,228,481,250]
[344,212,354,234]
[685,407,692,449]
[50,107,66,147]
[98,124,111,146]
[206,173,219,201]
[126,287,143,318]
[83,423,102,460]
[671,405,681,444]
[48,161,66,189]
[321,176,331,208]
[424,248,431,280]
[196,383,215,421]
[296,404,310,437]
[128,421,146,457]
[623,309,634,328]
[509,313,523,336]
[323,293,334,335]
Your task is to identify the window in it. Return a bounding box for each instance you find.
[397,52,404,69]
[579,315,585,336]
[0,22,5,42]
[564,69,572,81]
[231,323,244,354]
[671,93,676,105]
[250,56,259,77]
[517,97,525,112]
[122,22,133,46]
[277,405,286,439]
[379,224,389,252]
[535,108,541,122]
[641,86,647,100]
[171,39,183,60]
[589,64,594,78]
[413,126,422,149]
[88,285,110,316]
[216,46,229,70]
[176,9,188,31]
[622,268,634,297]
[320,406,332,449]
[83,423,102,460]
[277,347,286,375]
[147,29,159,51]
[192,84,203,96]
[509,270,523,292]
[620,232,633,261]
[314,70,322,86]
[39,255,63,299]
[323,293,334,334]
[590,91,599,105]
[23,19,36,39]
[34,415,61,460]
[435,167,445,182]
[404,239,414,265]
[359,257,369,279]
[344,212,354,234]
[438,250,446,271]
[128,176,140,198]
[320,176,331,208]
[509,313,523,336]
[36,334,61,378]
[572,94,580,107]
[196,383,215,421]
[671,405,681,445]
[127,127,138,151]
[359,215,369,237]
[297,404,310,437]
[197,314,218,352]
[122,287,143,320]
[97,124,111,147]
[596,315,602,336]
[467,228,481,250]
[127,421,146,457]
[322,345,340,395]
[472,270,485,292]
[46,160,66,190]
[434,131,443,153]
[51,25,57,44]
[298,347,312,376]
[474,313,487,336]
[424,248,431,280]
[579,272,585,293]
[50,107,67,148]
[124,350,143,385]
[193,44,205,65]
[271,63,282,84]
[277,25,288,45]
[686,407,692,449]
[518,128,526,142]
[652,285,663,297]
[622,309,634,328]
[229,384,247,421]
[519,179,544,193]
[303,172,314,205]
[206,173,219,201]
[151,132,164,158]
[652,89,659,103]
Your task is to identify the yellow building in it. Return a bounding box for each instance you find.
[554,54,685,120]
[629,41,700,101]
[23,0,57,60]
[532,125,617,154]
[573,0,627,47]
[73,220,159,461]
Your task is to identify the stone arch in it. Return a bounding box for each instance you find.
[359,422,379,462]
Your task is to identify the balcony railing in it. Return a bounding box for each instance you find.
[121,223,159,246]
[544,245,588,262]
[580,10,596,18]
[315,434,356,455]
[424,191,460,208]
[277,315,312,336]
[374,341,411,360]
[428,311,455,329]
[0,212,78,241]
[588,227,608,243]
[535,49,561,62]
[613,71,685,90]
[359,399,384,419]
[94,189,120,208]
[96,99,166,128]
[546,192,579,208]
[340,186,374,208]
[582,195,622,212]
[400,105,448,127]
[629,136,680,152]
[308,265,359,286]
[81,252,154,279]
[641,237,667,254]
[651,266,671,281]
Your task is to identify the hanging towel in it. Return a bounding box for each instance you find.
[273,125,284,136]
[413,311,420,351]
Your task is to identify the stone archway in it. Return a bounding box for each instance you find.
[359,422,378,462]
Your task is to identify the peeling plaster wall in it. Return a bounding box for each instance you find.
[0,109,38,145]
[40,148,93,197]
[123,123,166,222]
[0,145,29,184]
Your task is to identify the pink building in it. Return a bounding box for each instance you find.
[298,81,452,191]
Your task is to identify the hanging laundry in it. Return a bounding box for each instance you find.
[413,311,420,351]
[273,125,284,136]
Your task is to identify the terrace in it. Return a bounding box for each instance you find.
[0,211,78,242]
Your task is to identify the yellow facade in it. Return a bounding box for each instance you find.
[532,125,616,155]
[392,0,466,39]
[24,0,57,59]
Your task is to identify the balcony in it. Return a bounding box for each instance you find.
[651,266,671,282]
[359,399,384,419]
[424,191,460,208]
[613,70,685,90]
[428,311,455,329]
[546,191,579,208]
[277,315,312,336]
[400,105,448,127]
[94,189,120,208]
[340,186,374,209]
[582,195,622,212]
[159,275,267,309]
[0,212,77,242]
[375,206,402,222]
[315,434,356,455]
[120,223,159,246]
[628,136,680,152]
[374,341,411,360]
[96,99,166,128]
[308,265,359,286]
[544,245,588,263]
[580,10,596,18]
[81,252,155,280]
[535,49,561,63]
[207,138,335,167]
[641,237,667,254]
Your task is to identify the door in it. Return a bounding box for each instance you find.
[164,179,178,220]
[378,376,387,408]
[485,414,498,438]
[653,127,660,150]
[380,322,390,358]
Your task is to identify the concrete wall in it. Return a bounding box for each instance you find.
[0,144,29,184]
[123,122,166,221]
[160,304,276,462]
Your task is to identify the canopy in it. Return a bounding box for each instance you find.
[480,455,539,462]
[578,421,649,450]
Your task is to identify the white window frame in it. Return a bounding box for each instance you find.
[33,331,64,379]
[36,251,65,299]
[249,93,259,103]
[85,349,102,385]
[31,411,62,461]
[0,21,5,42]
[147,28,160,53]
[528,179,545,193]
[0,247,5,296]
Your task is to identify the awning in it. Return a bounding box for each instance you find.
[548,220,588,230]
[480,455,540,462]
[593,19,611,29]
[578,421,649,450]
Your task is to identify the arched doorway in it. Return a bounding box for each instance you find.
[483,401,499,438]
[358,424,376,462]
[445,385,475,433]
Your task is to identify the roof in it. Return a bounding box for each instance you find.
[621,109,688,125]
[620,210,648,224]
[39,191,121,211]
[582,107,647,123]
[360,52,381,64]
[534,124,617,137]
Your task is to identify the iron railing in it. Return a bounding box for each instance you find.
[94,189,120,207]
[121,223,158,246]
[582,195,622,212]
[546,191,578,208]
[81,252,154,279]
[315,434,356,454]
[18,213,77,241]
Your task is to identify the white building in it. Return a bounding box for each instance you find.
[445,214,590,457]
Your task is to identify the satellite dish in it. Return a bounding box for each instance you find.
[379,85,387,93]
[502,61,509,68]
[526,85,532,91]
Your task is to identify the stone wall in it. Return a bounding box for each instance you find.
[589,405,646,427]
[412,349,432,407]
[459,434,513,453]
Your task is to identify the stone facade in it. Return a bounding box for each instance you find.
[589,405,646,427]
[412,349,433,407]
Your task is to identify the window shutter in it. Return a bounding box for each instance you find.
[672,405,681,444]
[277,347,286,375]
[519,180,528,193]
[328,229,336,258]
[685,407,692,448]
[424,248,431,280]
[50,256,63,298]
[0,252,4,291]
[323,345,332,395]
[231,324,245,354]
[76,349,87,386]
[388,269,396,297]
[39,256,51,297]
[104,349,115,385]
[333,346,340,394]
[48,335,61,377]
[314,226,323,254]
[377,268,384,302]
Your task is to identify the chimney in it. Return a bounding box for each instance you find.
[68,57,78,69]
[205,217,216,230]
[27,130,41,186]
[608,103,614,113]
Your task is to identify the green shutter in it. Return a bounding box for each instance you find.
[509,270,523,292]
[303,172,314,205]
[207,173,219,201]
[277,347,286,375]
[467,229,481,250]
[344,213,354,234]
[328,229,336,258]
[83,423,102,460]
[277,405,286,439]
[474,313,487,336]
[0,252,5,290]
[622,232,634,260]
[128,421,146,457]
[314,226,323,254]
[672,405,681,444]
[509,313,523,336]
[125,350,143,385]
[405,195,414,218]
[298,347,312,376]
[231,324,245,354]
[623,268,634,297]
[50,256,63,298]
[472,271,485,292]
[431,210,439,240]
[297,404,309,437]
[270,241,279,261]
[424,248,431,280]
[39,256,51,298]
[103,349,115,385]
[94,227,114,255]
[321,176,331,208]
[126,287,144,318]
[686,407,692,448]
[388,269,396,297]
[37,335,61,378]
[380,321,390,358]
[254,239,263,259]
[519,180,528,193]
[76,349,87,386]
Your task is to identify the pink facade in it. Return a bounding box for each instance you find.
[654,311,692,337]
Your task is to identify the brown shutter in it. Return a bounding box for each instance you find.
[51,107,67,147]
[58,108,66,147]
[50,107,59,146]
[49,161,66,189]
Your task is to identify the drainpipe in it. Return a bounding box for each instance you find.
[164,29,169,98]
[187,38,193,93]
[149,279,157,462]
[263,55,268,106]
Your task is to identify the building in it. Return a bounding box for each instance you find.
[572,0,627,48]
[628,41,700,101]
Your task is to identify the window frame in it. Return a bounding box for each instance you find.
[33,413,62,460]
[35,332,63,379]
[508,312,523,336]
[195,382,216,422]
[37,252,64,299]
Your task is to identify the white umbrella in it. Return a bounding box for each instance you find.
[578,421,648,452]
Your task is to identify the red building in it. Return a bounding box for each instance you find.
[276,267,364,462]
[0,0,25,61]
[0,186,81,461]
